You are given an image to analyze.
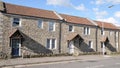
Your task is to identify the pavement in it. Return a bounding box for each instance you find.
[0,55,119,68]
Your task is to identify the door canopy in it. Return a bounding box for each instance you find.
[9,29,24,38]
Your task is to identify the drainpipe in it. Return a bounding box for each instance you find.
[58,20,62,53]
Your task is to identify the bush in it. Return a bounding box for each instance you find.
[23,53,71,58]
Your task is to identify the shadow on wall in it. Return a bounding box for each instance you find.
[21,32,53,55]
[73,36,95,52]
[79,42,95,52]
[105,42,116,52]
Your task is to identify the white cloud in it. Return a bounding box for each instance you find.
[93,8,108,19]
[74,4,86,11]
[46,0,73,7]
[91,0,120,5]
[106,0,120,4]
[97,17,119,26]
[95,0,105,5]
[114,11,120,18]
[46,0,87,11]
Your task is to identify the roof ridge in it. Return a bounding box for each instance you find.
[60,13,86,19]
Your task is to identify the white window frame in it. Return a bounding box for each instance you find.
[109,31,112,36]
[12,18,21,27]
[49,21,55,31]
[116,42,118,50]
[84,27,90,35]
[115,32,118,37]
[101,42,104,48]
[46,39,57,49]
[89,41,93,48]
[101,29,105,35]
[69,25,74,32]
[38,20,43,29]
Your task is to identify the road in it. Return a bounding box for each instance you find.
[11,57,120,68]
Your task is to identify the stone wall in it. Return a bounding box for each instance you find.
[97,28,118,54]
[1,14,61,57]
[61,22,97,54]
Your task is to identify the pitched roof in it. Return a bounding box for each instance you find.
[3,2,60,20]
[60,14,94,26]
[94,21,118,30]
[66,33,78,41]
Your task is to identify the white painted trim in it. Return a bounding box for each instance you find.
[38,19,43,29]
[53,11,63,20]
[48,21,56,32]
[11,38,21,56]
[19,38,21,56]
[86,18,98,26]
[69,41,74,54]
[12,17,22,27]
[69,25,74,32]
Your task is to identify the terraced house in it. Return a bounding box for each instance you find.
[0,2,62,58]
[59,14,97,54]
[0,2,120,58]
[95,21,120,54]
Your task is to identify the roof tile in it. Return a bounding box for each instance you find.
[4,3,60,20]
[60,14,94,26]
[94,21,118,30]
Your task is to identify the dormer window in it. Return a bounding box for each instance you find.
[12,18,20,26]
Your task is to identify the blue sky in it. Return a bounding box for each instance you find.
[3,0,120,25]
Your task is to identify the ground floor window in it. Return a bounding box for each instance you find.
[88,41,93,48]
[46,39,56,49]
[116,43,118,50]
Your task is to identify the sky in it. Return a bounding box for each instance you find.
[2,0,120,26]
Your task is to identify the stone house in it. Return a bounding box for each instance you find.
[95,21,119,54]
[59,14,97,54]
[0,2,120,58]
[0,2,63,58]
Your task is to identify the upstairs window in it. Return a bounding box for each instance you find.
[12,18,20,26]
[49,21,55,31]
[101,29,105,35]
[69,25,74,32]
[109,31,112,36]
[84,27,90,35]
[38,20,43,28]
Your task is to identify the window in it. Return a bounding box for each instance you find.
[89,41,93,48]
[116,43,118,50]
[38,20,43,28]
[84,27,90,35]
[52,39,56,49]
[101,29,105,35]
[49,21,55,31]
[109,31,112,36]
[115,32,118,37]
[46,39,56,49]
[69,25,74,32]
[47,39,50,49]
[101,42,104,48]
[12,18,20,26]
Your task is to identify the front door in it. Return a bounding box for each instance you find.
[68,41,74,54]
[11,38,21,56]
